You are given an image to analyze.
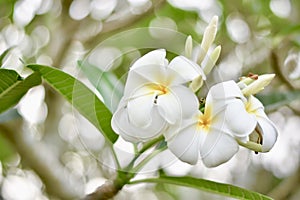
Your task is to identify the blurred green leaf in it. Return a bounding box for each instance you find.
[0,132,16,161]
[0,108,20,122]
[0,69,41,114]
[77,61,124,112]
[27,64,118,143]
[257,91,300,112]
[0,47,14,66]
[130,176,273,200]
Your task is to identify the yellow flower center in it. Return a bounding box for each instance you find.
[197,105,212,132]
[245,101,256,115]
[150,84,169,95]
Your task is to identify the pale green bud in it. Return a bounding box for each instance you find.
[242,74,275,96]
[202,45,221,75]
[185,35,193,59]
[197,16,218,64]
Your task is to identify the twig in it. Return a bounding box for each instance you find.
[0,121,82,199]
[270,51,296,90]
[268,169,300,200]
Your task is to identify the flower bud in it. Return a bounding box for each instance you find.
[242,74,275,96]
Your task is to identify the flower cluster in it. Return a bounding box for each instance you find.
[111,16,278,167]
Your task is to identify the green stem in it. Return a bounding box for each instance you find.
[236,139,263,152]
[124,135,164,171]
[109,144,121,170]
[139,135,164,154]
[131,145,167,174]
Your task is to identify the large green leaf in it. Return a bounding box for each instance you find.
[130,176,273,200]
[0,69,41,114]
[77,61,124,112]
[27,64,118,143]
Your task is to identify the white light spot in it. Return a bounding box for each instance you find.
[31,26,50,48]
[13,1,36,27]
[88,47,122,71]
[226,15,250,44]
[90,0,117,20]
[270,0,291,18]
[37,54,53,66]
[2,175,40,200]
[85,177,107,195]
[18,86,48,124]
[69,0,91,20]
[128,0,152,14]
[2,24,25,47]
[58,114,78,142]
[149,17,177,39]
[36,0,53,14]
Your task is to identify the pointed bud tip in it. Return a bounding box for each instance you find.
[211,16,219,26]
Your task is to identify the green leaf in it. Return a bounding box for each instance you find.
[0,132,16,161]
[77,61,124,112]
[0,69,41,114]
[0,47,14,66]
[27,64,118,143]
[256,91,300,112]
[130,176,273,200]
[0,108,20,122]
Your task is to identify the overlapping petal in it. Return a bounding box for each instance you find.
[252,116,278,152]
[131,49,167,70]
[168,55,206,82]
[224,100,257,138]
[112,99,168,142]
[127,91,156,128]
[167,122,202,165]
[200,128,239,167]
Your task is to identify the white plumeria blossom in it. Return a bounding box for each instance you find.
[165,81,245,167]
[213,80,278,152]
[112,49,205,143]
[244,95,278,152]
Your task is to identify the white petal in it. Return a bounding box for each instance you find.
[170,85,200,119]
[200,129,239,167]
[225,100,257,137]
[208,80,245,101]
[164,111,200,141]
[256,117,278,152]
[168,55,206,81]
[131,49,166,70]
[127,92,155,128]
[167,123,201,165]
[124,65,168,97]
[112,104,167,143]
[246,95,264,113]
[157,92,180,124]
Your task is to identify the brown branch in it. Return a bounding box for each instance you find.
[270,51,296,90]
[268,169,300,200]
[0,121,82,199]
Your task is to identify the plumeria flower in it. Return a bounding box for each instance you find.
[165,81,249,167]
[112,49,205,143]
[214,79,278,153]
[243,95,278,152]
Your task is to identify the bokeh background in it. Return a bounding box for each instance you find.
[0,0,300,199]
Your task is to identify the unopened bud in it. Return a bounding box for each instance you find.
[242,74,275,96]
[185,35,193,59]
[189,75,203,92]
[197,16,218,64]
[202,45,221,75]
